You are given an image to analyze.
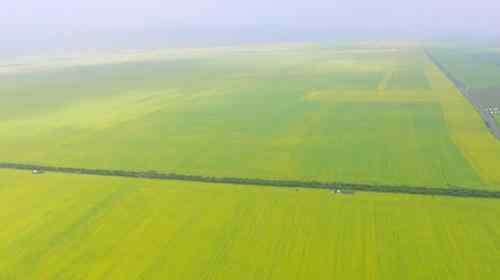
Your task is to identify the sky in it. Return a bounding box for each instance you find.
[3,0,499,31]
[1,0,499,53]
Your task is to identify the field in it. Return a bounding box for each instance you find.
[429,46,500,147]
[2,43,500,279]
[429,47,500,89]
[1,45,500,188]
[1,170,500,280]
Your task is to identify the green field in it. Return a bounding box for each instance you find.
[429,46,500,89]
[1,170,500,280]
[1,45,500,188]
[2,44,500,279]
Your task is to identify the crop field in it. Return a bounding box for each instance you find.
[2,44,500,280]
[429,46,500,142]
[1,170,500,280]
[1,44,500,188]
[429,47,500,89]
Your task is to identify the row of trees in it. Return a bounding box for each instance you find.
[1,162,499,199]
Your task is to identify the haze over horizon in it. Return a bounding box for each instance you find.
[2,0,500,55]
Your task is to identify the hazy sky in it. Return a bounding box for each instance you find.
[1,0,499,54]
[3,0,499,31]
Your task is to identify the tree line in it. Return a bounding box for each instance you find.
[1,162,499,199]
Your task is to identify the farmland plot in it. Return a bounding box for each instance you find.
[0,45,499,188]
[1,170,500,280]
[427,47,500,185]
[429,47,500,89]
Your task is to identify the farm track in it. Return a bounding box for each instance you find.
[1,162,500,199]
[425,50,500,140]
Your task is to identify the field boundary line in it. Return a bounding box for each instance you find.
[1,162,499,199]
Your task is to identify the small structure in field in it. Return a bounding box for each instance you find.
[486,107,499,114]
[32,169,43,175]
[332,189,355,195]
